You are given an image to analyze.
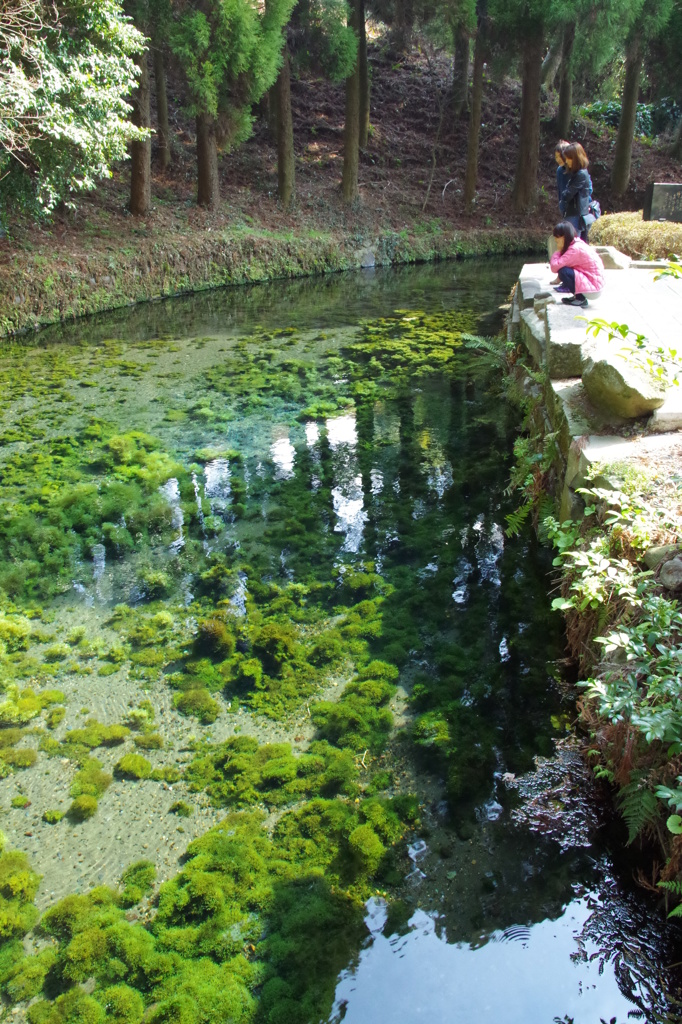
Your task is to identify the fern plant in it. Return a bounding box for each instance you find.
[657,879,682,918]
[615,775,660,845]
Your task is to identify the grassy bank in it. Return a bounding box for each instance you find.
[591,211,682,259]
[0,223,544,338]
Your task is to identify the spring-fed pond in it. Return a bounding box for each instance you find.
[0,260,681,1023]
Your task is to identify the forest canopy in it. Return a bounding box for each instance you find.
[0,0,146,214]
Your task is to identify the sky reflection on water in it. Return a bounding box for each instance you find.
[332,895,643,1024]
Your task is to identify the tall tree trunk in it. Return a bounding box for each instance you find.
[556,22,575,138]
[610,34,642,195]
[275,45,295,209]
[512,29,544,213]
[358,0,370,147]
[196,112,219,208]
[452,24,470,117]
[540,31,563,89]
[153,46,171,170]
[130,49,151,217]
[341,0,360,203]
[391,0,414,53]
[464,17,486,211]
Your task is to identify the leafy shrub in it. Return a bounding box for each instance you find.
[579,100,655,136]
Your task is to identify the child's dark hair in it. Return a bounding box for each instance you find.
[553,220,577,245]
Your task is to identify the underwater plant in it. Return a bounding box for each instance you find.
[114,754,153,780]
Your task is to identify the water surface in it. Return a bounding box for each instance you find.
[0,260,680,1023]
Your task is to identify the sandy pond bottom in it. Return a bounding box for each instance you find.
[1,261,681,1023]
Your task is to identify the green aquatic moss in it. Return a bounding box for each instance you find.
[70,759,112,800]
[311,673,396,753]
[64,720,130,750]
[119,861,156,907]
[0,615,31,652]
[96,984,144,1024]
[0,747,37,769]
[169,800,193,817]
[69,795,98,820]
[184,737,357,809]
[43,809,64,824]
[0,847,40,938]
[3,948,56,1003]
[114,754,152,780]
[133,732,164,750]
[45,706,66,729]
[173,689,220,724]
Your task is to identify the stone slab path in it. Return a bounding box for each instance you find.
[512,248,682,516]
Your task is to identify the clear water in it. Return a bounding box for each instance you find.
[1,260,681,1022]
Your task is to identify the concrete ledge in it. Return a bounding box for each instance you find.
[520,308,547,365]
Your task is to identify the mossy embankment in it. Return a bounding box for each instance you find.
[0,223,545,338]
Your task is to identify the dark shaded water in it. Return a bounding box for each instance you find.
[1,260,681,1023]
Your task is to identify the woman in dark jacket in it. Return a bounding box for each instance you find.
[554,140,570,211]
[559,142,594,241]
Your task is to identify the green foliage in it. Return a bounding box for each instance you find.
[291,0,358,82]
[3,948,56,1003]
[169,0,295,144]
[658,879,682,918]
[0,424,185,603]
[579,100,656,136]
[583,317,679,388]
[96,985,144,1023]
[0,614,31,652]
[615,776,661,844]
[0,0,148,217]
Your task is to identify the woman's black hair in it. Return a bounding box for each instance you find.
[552,220,577,245]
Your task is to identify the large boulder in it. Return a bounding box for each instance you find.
[660,556,682,591]
[582,347,667,418]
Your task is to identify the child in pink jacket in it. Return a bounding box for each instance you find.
[549,220,604,307]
